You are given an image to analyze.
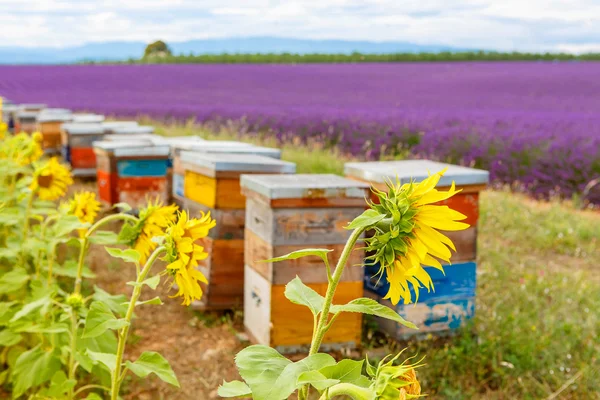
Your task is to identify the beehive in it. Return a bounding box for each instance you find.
[61,123,105,177]
[241,174,370,353]
[15,111,39,134]
[170,141,278,204]
[36,111,72,154]
[344,160,489,339]
[177,152,295,310]
[93,140,171,208]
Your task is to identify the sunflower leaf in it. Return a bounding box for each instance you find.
[330,298,417,329]
[104,247,140,264]
[346,209,386,230]
[126,351,180,387]
[86,350,117,373]
[284,276,325,316]
[127,275,161,290]
[113,202,132,212]
[218,380,252,398]
[261,249,333,265]
[296,370,340,392]
[82,302,129,339]
[89,231,121,245]
[0,267,30,294]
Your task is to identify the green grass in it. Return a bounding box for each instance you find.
[151,120,600,399]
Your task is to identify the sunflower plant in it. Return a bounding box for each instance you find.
[0,131,213,399]
[220,169,469,400]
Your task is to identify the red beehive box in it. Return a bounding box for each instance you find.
[93,140,171,208]
[61,123,106,177]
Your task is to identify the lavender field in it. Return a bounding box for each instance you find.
[1,63,599,201]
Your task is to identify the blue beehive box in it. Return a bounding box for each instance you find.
[345,160,489,339]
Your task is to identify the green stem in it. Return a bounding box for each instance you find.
[19,190,35,267]
[73,238,89,295]
[317,383,372,400]
[110,246,165,400]
[85,213,138,239]
[67,310,78,400]
[308,228,364,355]
[300,228,365,400]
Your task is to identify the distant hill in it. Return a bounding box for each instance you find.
[0,37,471,64]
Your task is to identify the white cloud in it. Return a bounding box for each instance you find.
[0,0,599,52]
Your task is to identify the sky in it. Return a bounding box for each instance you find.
[1,0,599,52]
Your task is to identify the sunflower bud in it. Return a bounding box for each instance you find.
[370,352,422,399]
[66,292,84,309]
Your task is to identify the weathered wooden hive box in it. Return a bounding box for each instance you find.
[178,152,295,310]
[241,174,370,353]
[36,110,72,154]
[170,141,277,205]
[61,123,105,177]
[344,160,489,339]
[93,140,171,208]
[16,111,39,134]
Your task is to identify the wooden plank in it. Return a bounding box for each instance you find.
[71,147,96,169]
[244,265,273,346]
[215,178,245,209]
[364,261,477,301]
[117,177,168,207]
[38,121,63,135]
[242,188,368,208]
[97,170,117,204]
[270,281,362,349]
[41,132,62,150]
[364,290,475,340]
[443,227,477,262]
[184,171,217,208]
[245,198,363,246]
[245,229,364,285]
[198,238,245,309]
[117,159,169,178]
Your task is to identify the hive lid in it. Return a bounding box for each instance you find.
[40,108,72,115]
[174,140,254,150]
[19,104,46,111]
[105,133,162,142]
[101,121,139,131]
[62,123,104,135]
[17,111,39,119]
[151,136,206,147]
[184,144,281,159]
[37,112,72,123]
[241,174,369,200]
[111,126,154,135]
[180,152,295,174]
[72,114,105,123]
[344,160,490,187]
[93,140,170,157]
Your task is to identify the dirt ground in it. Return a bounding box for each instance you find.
[88,234,244,400]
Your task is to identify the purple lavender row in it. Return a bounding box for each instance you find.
[1,62,598,202]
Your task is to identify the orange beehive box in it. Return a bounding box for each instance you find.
[177,152,296,311]
[36,111,72,154]
[240,174,370,353]
[93,140,171,209]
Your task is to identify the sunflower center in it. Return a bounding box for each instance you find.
[37,174,54,189]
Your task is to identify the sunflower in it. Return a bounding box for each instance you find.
[122,199,179,264]
[0,132,43,166]
[0,122,7,139]
[163,210,216,305]
[30,157,73,200]
[66,191,102,237]
[371,351,423,400]
[363,168,469,305]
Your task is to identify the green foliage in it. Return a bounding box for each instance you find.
[284,277,325,316]
[143,40,172,59]
[125,351,180,387]
[104,246,141,264]
[82,302,129,339]
[131,50,600,64]
[331,298,417,330]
